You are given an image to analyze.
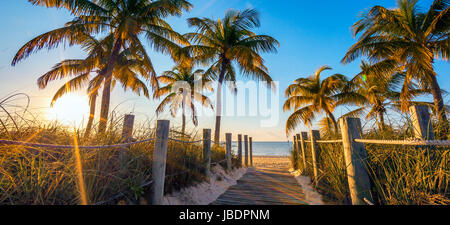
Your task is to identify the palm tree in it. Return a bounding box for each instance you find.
[12,0,192,134]
[155,64,213,134]
[185,9,279,142]
[38,33,151,137]
[342,0,449,126]
[343,62,405,131]
[284,66,349,135]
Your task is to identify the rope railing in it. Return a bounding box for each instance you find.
[354,139,450,146]
[0,138,156,149]
[167,138,204,144]
[212,141,226,145]
[95,158,228,205]
[316,140,343,144]
[211,159,227,165]
[0,136,208,150]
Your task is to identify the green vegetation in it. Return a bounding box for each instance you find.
[292,123,449,205]
[285,0,449,205]
[0,111,237,205]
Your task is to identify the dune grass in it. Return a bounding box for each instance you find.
[291,121,449,205]
[0,110,239,205]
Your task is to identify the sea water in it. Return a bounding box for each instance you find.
[232,142,293,156]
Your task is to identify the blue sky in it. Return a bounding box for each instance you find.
[0,0,448,141]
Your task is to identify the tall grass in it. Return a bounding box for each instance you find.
[0,98,239,205]
[292,121,449,205]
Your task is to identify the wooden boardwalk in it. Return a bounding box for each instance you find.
[211,167,310,205]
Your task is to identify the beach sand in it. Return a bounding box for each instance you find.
[251,155,292,169]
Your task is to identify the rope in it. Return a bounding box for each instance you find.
[316,140,342,144]
[354,139,450,146]
[211,159,227,165]
[168,138,204,144]
[0,138,155,149]
[212,141,226,145]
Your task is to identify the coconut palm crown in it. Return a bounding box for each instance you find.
[283,66,349,135]
[12,0,192,134]
[342,0,449,128]
[184,8,280,142]
[38,33,151,136]
[155,64,213,134]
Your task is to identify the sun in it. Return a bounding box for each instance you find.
[47,94,90,126]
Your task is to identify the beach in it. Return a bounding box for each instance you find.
[251,155,292,169]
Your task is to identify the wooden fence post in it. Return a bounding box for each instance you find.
[151,120,170,205]
[310,130,321,185]
[409,105,434,140]
[226,133,232,170]
[121,114,135,142]
[299,132,308,172]
[340,117,373,205]
[120,114,135,161]
[238,134,243,165]
[293,135,298,169]
[249,137,253,167]
[244,135,249,167]
[203,129,211,178]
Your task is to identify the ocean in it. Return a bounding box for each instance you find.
[231,141,293,156]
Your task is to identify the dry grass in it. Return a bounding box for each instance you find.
[291,121,449,205]
[0,96,240,205]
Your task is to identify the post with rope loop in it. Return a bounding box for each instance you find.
[244,135,249,167]
[409,105,434,140]
[340,117,373,205]
[151,120,170,205]
[120,114,135,160]
[238,134,243,166]
[226,133,232,170]
[299,132,308,173]
[249,137,253,167]
[293,135,298,169]
[310,130,321,186]
[203,129,212,178]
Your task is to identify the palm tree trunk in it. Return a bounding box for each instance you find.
[182,97,186,135]
[98,38,122,134]
[214,59,227,143]
[326,111,338,133]
[430,75,448,119]
[83,93,97,138]
[378,110,385,132]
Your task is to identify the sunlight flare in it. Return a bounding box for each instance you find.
[47,94,90,126]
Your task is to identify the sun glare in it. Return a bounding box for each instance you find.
[47,94,90,126]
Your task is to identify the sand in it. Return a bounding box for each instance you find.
[163,165,247,205]
[251,155,292,169]
[162,156,325,205]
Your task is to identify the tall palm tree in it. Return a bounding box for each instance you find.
[343,62,405,131]
[185,9,279,142]
[12,0,192,134]
[155,64,213,134]
[342,0,449,126]
[284,66,348,135]
[38,33,151,137]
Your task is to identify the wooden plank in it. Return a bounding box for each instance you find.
[203,129,211,178]
[151,120,170,205]
[211,167,309,205]
[226,133,232,170]
[340,117,373,205]
[409,105,434,140]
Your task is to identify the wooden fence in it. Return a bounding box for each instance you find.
[148,120,255,205]
[292,105,450,205]
[0,117,255,205]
